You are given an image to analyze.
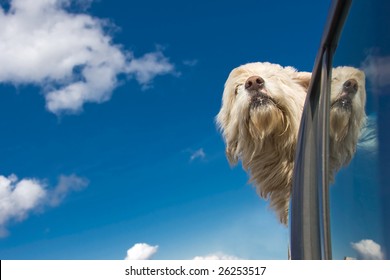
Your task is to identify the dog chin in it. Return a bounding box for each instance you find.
[330,93,353,142]
[248,103,285,140]
[330,105,351,142]
[331,96,352,111]
[249,91,276,109]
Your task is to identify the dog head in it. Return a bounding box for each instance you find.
[216,62,310,166]
[216,62,310,224]
[329,66,367,179]
[330,66,366,143]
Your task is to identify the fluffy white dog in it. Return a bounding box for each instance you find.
[216,62,310,224]
[329,66,367,182]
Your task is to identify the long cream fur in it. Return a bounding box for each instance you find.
[329,66,367,182]
[216,62,310,224]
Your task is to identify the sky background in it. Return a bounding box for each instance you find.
[0,0,387,260]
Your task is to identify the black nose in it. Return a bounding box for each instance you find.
[245,76,264,91]
[343,78,358,94]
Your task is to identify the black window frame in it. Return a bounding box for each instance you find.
[290,0,353,260]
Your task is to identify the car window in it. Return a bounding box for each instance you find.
[330,0,389,260]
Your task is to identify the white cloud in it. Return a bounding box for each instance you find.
[125,243,159,260]
[361,52,390,93]
[0,173,89,237]
[0,174,46,236]
[0,0,175,114]
[190,148,206,161]
[193,252,239,260]
[351,239,385,260]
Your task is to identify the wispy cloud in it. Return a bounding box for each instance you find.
[351,239,385,260]
[193,252,239,260]
[0,173,89,237]
[0,0,176,114]
[48,174,89,207]
[361,51,390,93]
[125,243,159,260]
[127,50,175,89]
[357,114,377,155]
[190,148,206,162]
[183,59,198,67]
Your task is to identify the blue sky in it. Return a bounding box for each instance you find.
[0,0,386,260]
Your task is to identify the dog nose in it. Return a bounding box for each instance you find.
[245,76,264,91]
[343,78,358,94]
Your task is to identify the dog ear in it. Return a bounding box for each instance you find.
[293,71,312,90]
[216,107,239,166]
[356,68,366,82]
[226,143,238,166]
